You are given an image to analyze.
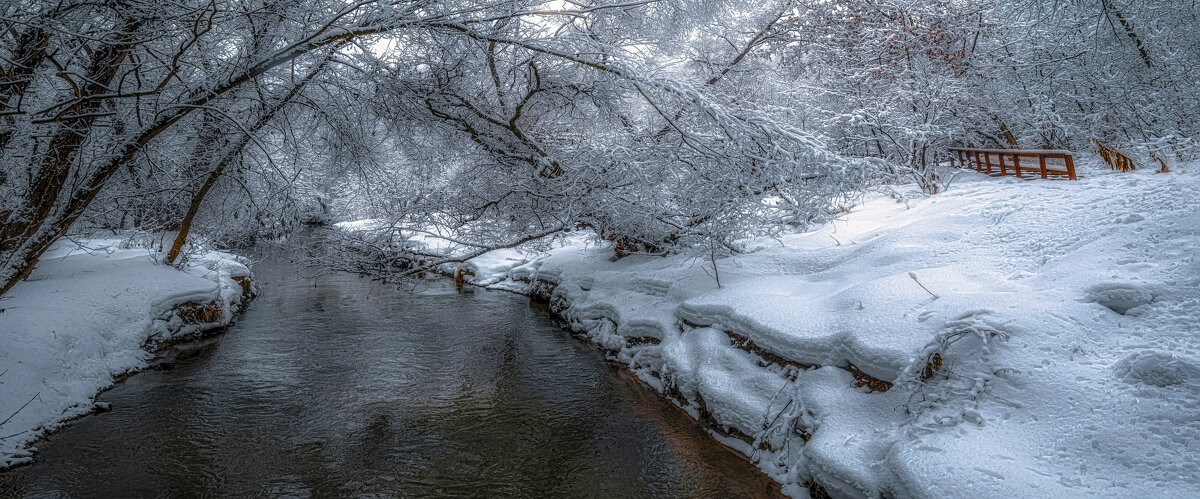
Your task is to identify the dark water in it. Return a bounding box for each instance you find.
[0,246,780,498]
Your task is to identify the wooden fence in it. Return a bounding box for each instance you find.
[949,147,1077,180]
[1096,141,1135,172]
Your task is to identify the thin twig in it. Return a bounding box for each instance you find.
[0,392,40,430]
[908,271,939,299]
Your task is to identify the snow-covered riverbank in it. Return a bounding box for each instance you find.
[455,164,1200,497]
[0,238,254,468]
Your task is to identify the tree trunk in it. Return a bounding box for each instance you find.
[1101,0,1153,69]
[0,27,49,154]
[0,26,372,298]
[166,53,339,264]
[166,159,227,264]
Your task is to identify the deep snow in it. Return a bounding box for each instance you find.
[0,238,253,468]
[453,163,1199,497]
[6,160,1196,497]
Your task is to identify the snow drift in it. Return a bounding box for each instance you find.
[0,238,255,468]
[459,163,1199,497]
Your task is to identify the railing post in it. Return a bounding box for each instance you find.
[1038,153,1048,179]
[998,153,1007,176]
[1013,154,1022,178]
[1065,154,1077,180]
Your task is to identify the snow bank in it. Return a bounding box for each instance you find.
[472,163,1200,497]
[0,237,254,468]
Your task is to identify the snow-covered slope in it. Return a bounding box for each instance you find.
[0,238,253,468]
[477,164,1200,497]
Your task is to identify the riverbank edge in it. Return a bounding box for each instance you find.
[0,246,259,470]
[20,284,258,459]
[116,275,259,382]
[1,279,258,470]
[336,166,1200,498]
[477,275,814,498]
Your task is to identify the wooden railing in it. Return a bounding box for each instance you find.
[949,147,1077,180]
[1096,141,1135,171]
[1095,141,1171,173]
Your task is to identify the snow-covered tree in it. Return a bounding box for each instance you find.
[3,0,1196,294]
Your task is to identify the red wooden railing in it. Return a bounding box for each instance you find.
[1096,141,1135,171]
[949,147,1077,180]
[1095,142,1171,173]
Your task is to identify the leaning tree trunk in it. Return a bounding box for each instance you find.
[0,24,380,298]
[165,51,339,264]
[0,27,48,155]
[1100,0,1153,69]
[0,18,142,294]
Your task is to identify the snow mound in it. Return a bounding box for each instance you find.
[1085,282,1155,315]
[1113,351,1200,388]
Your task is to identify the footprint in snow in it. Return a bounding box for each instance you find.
[1085,282,1154,316]
[1115,214,1145,224]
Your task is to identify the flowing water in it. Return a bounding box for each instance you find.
[0,245,781,497]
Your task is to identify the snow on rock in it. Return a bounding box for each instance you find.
[661,327,789,436]
[0,237,254,468]
[470,163,1200,497]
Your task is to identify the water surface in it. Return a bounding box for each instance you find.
[0,246,780,497]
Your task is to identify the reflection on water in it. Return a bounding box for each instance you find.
[0,245,781,497]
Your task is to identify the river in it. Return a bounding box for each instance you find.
[0,245,781,497]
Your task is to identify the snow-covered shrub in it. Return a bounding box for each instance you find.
[900,315,1014,427]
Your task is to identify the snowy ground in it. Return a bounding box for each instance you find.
[0,237,253,468]
[444,162,1199,497]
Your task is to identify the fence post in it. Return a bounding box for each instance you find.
[1038,154,1048,179]
[1065,154,1077,180]
[1013,154,1022,178]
